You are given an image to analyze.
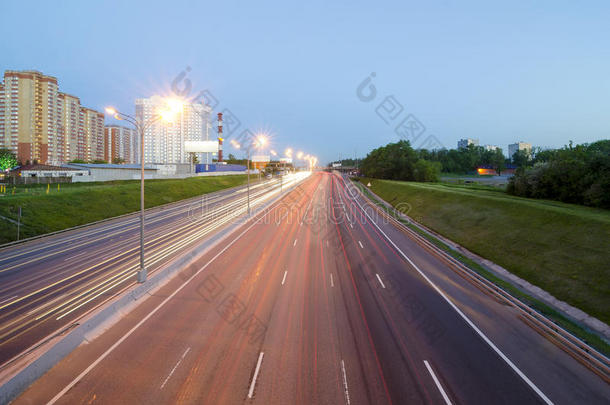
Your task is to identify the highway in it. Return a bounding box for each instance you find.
[12,171,609,404]
[0,174,307,368]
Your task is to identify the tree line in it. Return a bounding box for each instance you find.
[341,139,609,209]
[353,140,507,182]
[507,140,610,208]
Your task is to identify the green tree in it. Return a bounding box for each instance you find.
[112,157,126,164]
[508,139,610,208]
[491,149,506,175]
[360,140,418,180]
[0,148,18,171]
[512,149,531,167]
[413,159,441,182]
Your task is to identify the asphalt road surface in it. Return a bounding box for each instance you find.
[12,172,610,404]
[0,175,300,368]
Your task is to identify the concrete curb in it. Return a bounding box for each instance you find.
[354,179,610,342]
[0,176,304,404]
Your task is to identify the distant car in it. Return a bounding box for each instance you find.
[265,174,272,179]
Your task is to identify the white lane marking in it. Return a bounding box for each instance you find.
[45,206,276,405]
[330,273,334,288]
[341,360,351,405]
[343,177,554,405]
[281,271,287,286]
[0,295,17,307]
[326,240,329,247]
[424,360,452,405]
[358,241,363,249]
[248,352,265,399]
[293,239,298,246]
[375,274,386,289]
[349,222,353,229]
[160,347,191,389]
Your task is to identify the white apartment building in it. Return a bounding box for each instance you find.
[135,96,212,164]
[457,138,479,149]
[508,141,532,158]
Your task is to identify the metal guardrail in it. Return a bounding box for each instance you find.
[352,179,610,383]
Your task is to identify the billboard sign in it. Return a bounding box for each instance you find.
[251,155,270,163]
[185,140,218,153]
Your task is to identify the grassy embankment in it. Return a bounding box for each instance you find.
[0,175,247,244]
[357,178,610,351]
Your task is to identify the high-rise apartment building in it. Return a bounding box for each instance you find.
[82,108,105,161]
[457,138,479,149]
[0,70,59,164]
[0,70,105,165]
[58,92,82,162]
[105,125,136,163]
[508,141,532,158]
[135,96,211,163]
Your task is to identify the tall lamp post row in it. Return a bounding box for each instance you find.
[105,100,181,283]
[103,99,316,285]
[231,135,267,216]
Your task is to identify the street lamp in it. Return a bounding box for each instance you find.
[233,134,267,215]
[285,148,293,176]
[105,99,181,283]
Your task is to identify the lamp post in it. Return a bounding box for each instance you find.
[105,101,180,283]
[284,148,293,193]
[270,149,278,191]
[233,135,266,216]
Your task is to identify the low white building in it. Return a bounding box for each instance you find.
[63,163,158,182]
[12,164,89,179]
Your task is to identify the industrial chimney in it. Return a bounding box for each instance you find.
[217,112,223,162]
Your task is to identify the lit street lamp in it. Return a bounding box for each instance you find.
[105,99,181,283]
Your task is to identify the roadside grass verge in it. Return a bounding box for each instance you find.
[352,178,610,356]
[0,175,248,244]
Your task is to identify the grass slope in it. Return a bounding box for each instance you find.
[0,175,247,244]
[360,178,610,325]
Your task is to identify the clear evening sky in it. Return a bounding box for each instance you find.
[2,1,609,163]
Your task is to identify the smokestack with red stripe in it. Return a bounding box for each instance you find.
[217,112,223,162]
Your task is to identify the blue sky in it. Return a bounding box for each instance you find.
[2,0,609,163]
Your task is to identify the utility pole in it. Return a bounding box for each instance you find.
[17,206,21,241]
[247,148,251,216]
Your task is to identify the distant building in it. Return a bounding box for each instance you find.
[9,163,89,183]
[484,144,499,151]
[477,164,517,176]
[135,96,212,164]
[457,138,479,149]
[508,142,532,158]
[82,108,105,162]
[105,125,136,163]
[0,70,105,165]
[0,70,59,164]
[58,92,82,163]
